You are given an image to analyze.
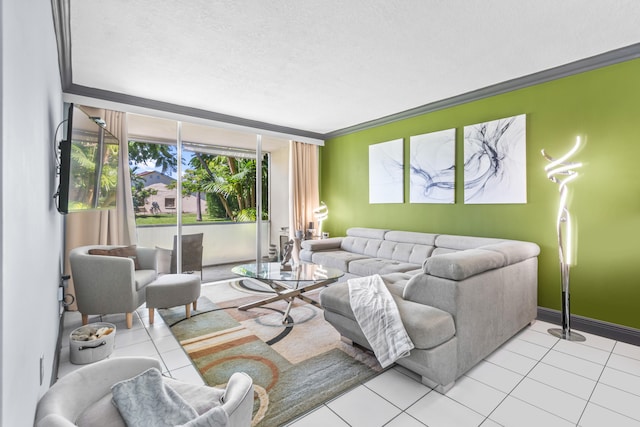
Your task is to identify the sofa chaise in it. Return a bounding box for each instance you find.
[301,227,540,392]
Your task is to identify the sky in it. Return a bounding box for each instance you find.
[130,147,195,180]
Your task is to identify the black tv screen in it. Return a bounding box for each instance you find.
[56,104,120,214]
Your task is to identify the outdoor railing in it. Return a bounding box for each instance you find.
[136,221,273,266]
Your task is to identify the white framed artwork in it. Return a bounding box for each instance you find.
[463,114,527,204]
[410,128,456,204]
[369,138,404,204]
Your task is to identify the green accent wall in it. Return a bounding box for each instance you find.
[320,58,640,330]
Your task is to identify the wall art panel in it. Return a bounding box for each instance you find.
[369,138,404,204]
[463,114,527,204]
[410,128,456,204]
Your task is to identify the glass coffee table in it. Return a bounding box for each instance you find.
[231,262,344,324]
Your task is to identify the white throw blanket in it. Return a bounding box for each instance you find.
[111,368,229,427]
[348,274,414,368]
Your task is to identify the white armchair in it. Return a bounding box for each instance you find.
[35,357,254,427]
[69,245,158,328]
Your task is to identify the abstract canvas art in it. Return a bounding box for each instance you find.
[463,114,527,204]
[369,138,404,204]
[410,128,456,204]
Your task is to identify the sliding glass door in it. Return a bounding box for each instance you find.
[127,114,273,273]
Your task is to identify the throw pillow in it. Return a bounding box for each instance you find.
[89,245,141,270]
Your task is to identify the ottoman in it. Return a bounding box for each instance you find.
[146,274,201,324]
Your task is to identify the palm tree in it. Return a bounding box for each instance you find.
[128,141,177,174]
[169,168,206,221]
[130,166,157,211]
[69,139,119,209]
[196,154,268,221]
[127,140,268,221]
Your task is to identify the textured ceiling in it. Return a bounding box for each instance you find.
[63,0,640,138]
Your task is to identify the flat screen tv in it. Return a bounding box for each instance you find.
[56,103,120,214]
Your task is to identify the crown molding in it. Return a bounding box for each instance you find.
[324,43,640,139]
[63,85,326,143]
[51,0,72,88]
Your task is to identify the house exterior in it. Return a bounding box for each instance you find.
[136,172,208,215]
[142,182,208,215]
[137,170,175,187]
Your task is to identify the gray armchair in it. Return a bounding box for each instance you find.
[69,245,158,328]
[35,357,254,427]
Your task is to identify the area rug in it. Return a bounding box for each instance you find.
[158,279,383,427]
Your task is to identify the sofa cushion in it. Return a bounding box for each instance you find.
[394,297,455,350]
[435,235,506,251]
[379,272,415,296]
[134,269,158,291]
[320,283,455,350]
[300,239,344,263]
[347,227,389,239]
[300,238,343,251]
[311,250,368,271]
[431,247,458,256]
[341,236,384,257]
[385,231,437,246]
[348,258,419,277]
[390,243,434,264]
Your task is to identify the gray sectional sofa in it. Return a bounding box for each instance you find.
[301,227,540,392]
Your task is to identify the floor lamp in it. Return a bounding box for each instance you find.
[541,137,586,342]
[313,202,328,238]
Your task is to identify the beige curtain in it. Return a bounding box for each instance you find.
[105,110,137,245]
[289,141,319,240]
[64,108,137,310]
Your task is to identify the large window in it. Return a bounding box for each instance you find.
[127,115,280,268]
[128,141,269,225]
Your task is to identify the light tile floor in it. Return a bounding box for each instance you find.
[58,285,640,426]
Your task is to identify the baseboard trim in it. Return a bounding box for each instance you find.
[51,312,64,386]
[537,307,640,346]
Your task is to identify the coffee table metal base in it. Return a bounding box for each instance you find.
[238,278,335,324]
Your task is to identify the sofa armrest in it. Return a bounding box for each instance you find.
[476,241,540,264]
[423,249,505,280]
[221,372,254,427]
[423,241,540,280]
[300,237,343,251]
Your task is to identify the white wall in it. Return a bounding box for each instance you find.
[137,222,271,266]
[269,143,290,245]
[1,1,64,425]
